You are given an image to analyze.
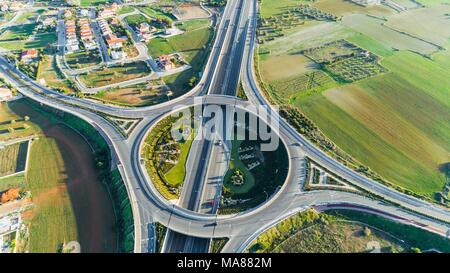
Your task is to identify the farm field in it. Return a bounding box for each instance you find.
[4,100,117,252]
[78,61,151,88]
[341,14,439,55]
[312,0,394,17]
[257,0,450,199]
[0,141,28,177]
[384,4,450,48]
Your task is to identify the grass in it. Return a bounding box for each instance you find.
[91,82,170,107]
[0,173,26,192]
[223,139,256,195]
[26,137,78,252]
[273,221,404,253]
[0,32,57,51]
[0,141,29,177]
[79,0,109,7]
[327,209,450,252]
[257,0,450,199]
[38,51,76,94]
[78,61,151,88]
[163,130,195,187]
[0,103,38,142]
[156,25,214,93]
[0,23,36,41]
[65,50,102,70]
[124,14,150,28]
[118,6,135,15]
[175,19,210,32]
[141,6,176,22]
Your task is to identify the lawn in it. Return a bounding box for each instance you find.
[141,6,176,22]
[118,6,135,15]
[0,31,57,51]
[0,103,38,142]
[65,50,102,70]
[176,19,210,32]
[164,129,195,187]
[80,0,109,7]
[124,14,150,28]
[0,23,36,41]
[223,139,256,195]
[78,61,151,88]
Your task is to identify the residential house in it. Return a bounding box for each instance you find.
[20,49,38,63]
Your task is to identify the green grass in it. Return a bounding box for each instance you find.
[0,32,57,51]
[79,61,151,88]
[124,14,150,28]
[118,6,136,15]
[296,89,446,196]
[157,25,214,93]
[223,139,256,194]
[164,130,195,187]
[26,137,78,253]
[259,0,312,18]
[0,23,36,41]
[79,0,109,7]
[327,209,450,252]
[141,6,176,21]
[65,50,102,70]
[176,19,210,32]
[0,173,26,192]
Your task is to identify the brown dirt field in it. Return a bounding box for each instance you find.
[173,4,210,20]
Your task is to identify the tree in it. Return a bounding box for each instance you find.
[363,226,371,237]
[24,115,30,121]
[411,247,421,253]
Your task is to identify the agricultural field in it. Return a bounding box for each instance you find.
[5,99,116,252]
[312,0,394,17]
[78,61,151,88]
[257,0,450,200]
[384,4,450,48]
[0,141,29,177]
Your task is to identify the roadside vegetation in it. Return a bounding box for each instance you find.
[219,121,288,214]
[141,108,196,200]
[78,61,151,88]
[247,208,450,253]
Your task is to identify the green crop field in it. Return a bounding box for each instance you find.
[257,0,450,200]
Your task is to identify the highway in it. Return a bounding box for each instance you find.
[0,0,448,253]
